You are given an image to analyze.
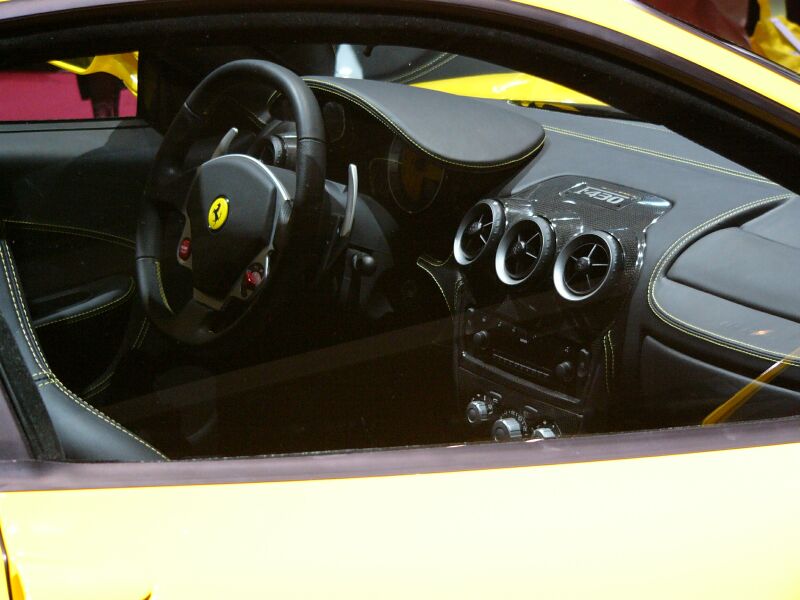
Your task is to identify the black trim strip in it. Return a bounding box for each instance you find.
[0,417,798,492]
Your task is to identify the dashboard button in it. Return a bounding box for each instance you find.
[472,330,489,350]
[555,361,575,382]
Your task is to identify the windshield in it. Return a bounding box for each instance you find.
[334,44,605,108]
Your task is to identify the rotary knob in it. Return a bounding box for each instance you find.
[466,400,490,425]
[492,417,523,442]
[472,330,490,351]
[555,361,575,382]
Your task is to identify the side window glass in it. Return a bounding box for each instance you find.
[0,53,138,122]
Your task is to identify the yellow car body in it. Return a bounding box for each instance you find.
[2,1,800,599]
[3,442,800,599]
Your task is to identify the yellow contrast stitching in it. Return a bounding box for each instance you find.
[154,260,173,314]
[389,53,457,83]
[608,330,615,388]
[543,125,775,185]
[1,243,166,459]
[602,334,610,394]
[131,317,149,350]
[83,380,112,399]
[421,253,451,268]
[648,194,799,365]
[304,79,545,169]
[4,220,135,249]
[1,245,49,373]
[416,256,453,314]
[84,370,115,399]
[136,320,150,349]
[453,276,464,312]
[36,279,134,329]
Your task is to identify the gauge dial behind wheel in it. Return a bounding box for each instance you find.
[387,137,445,214]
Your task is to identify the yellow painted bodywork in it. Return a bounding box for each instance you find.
[2,443,800,599]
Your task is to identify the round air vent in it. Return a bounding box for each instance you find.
[495,216,555,286]
[453,199,505,266]
[553,231,622,302]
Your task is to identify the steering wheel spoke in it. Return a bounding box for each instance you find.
[152,167,197,210]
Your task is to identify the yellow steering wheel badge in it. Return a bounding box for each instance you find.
[208,196,229,231]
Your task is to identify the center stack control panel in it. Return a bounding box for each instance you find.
[451,175,672,441]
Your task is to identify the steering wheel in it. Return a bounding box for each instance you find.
[136,60,326,345]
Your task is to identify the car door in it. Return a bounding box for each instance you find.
[0,1,800,599]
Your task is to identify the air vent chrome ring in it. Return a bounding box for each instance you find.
[454,199,505,267]
[553,231,622,303]
[495,216,555,286]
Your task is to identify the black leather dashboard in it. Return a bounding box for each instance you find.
[304,77,546,169]
[288,78,800,431]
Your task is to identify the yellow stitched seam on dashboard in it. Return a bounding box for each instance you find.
[608,330,615,383]
[389,54,457,83]
[603,334,611,394]
[648,194,800,365]
[543,125,774,185]
[304,79,545,169]
[416,256,453,314]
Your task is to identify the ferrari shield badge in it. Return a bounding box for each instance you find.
[208,196,229,231]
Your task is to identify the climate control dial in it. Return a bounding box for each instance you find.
[491,409,529,442]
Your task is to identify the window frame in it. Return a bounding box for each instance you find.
[0,0,798,487]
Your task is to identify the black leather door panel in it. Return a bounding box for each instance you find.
[0,120,161,391]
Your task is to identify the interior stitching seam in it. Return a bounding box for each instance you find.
[0,242,166,459]
[131,317,149,350]
[608,330,615,386]
[34,278,134,329]
[387,53,453,83]
[647,194,799,364]
[0,244,49,374]
[154,260,173,314]
[416,256,453,313]
[543,125,775,185]
[3,220,135,249]
[391,54,458,84]
[304,79,545,169]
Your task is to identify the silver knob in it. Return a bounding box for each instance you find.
[533,426,557,440]
[466,400,489,425]
[492,417,523,442]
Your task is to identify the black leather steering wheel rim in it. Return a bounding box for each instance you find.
[136,59,326,345]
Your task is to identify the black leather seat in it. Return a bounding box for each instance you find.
[0,238,165,461]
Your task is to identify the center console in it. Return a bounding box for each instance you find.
[452,175,671,441]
